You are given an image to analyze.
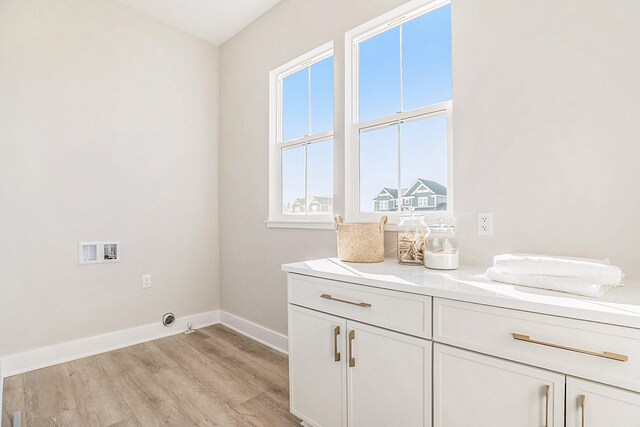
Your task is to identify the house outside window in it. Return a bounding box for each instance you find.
[345,0,453,223]
[268,42,334,228]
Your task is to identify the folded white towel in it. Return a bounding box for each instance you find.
[493,254,623,285]
[486,267,623,298]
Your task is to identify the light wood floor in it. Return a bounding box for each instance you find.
[2,325,301,427]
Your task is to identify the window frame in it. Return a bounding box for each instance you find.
[344,0,453,225]
[267,41,335,229]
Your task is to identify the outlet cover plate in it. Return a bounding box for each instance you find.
[142,274,152,289]
[477,212,493,236]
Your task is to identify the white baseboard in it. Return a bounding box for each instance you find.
[219,311,288,355]
[0,309,289,380]
[0,310,220,378]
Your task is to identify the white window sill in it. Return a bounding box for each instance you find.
[265,220,336,230]
[265,219,402,232]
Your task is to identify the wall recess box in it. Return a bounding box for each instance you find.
[79,241,120,265]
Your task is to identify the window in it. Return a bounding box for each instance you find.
[268,42,334,227]
[379,200,389,210]
[345,0,452,223]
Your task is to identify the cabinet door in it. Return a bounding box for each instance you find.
[288,305,347,427]
[566,377,640,426]
[346,320,431,427]
[434,344,564,427]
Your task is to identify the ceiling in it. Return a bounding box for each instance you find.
[116,0,281,45]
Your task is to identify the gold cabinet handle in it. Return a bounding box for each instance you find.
[333,326,341,362]
[348,330,356,367]
[580,394,586,427]
[512,333,629,362]
[544,385,550,427]
[321,294,372,308]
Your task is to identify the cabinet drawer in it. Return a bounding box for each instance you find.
[288,274,432,339]
[434,298,640,392]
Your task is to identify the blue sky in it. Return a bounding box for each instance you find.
[282,4,451,213]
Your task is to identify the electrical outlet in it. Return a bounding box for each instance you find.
[477,212,493,236]
[142,274,152,289]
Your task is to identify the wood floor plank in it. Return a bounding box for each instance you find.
[96,341,177,379]
[177,332,291,408]
[106,416,141,427]
[62,356,134,426]
[153,366,253,426]
[234,392,301,427]
[3,326,299,426]
[154,335,263,405]
[30,408,85,427]
[200,325,289,379]
[200,325,291,405]
[2,374,27,427]
[23,365,77,424]
[107,366,197,426]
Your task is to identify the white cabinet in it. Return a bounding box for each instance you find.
[286,267,640,427]
[289,305,347,427]
[434,344,565,427]
[347,321,431,427]
[566,377,640,427]
[288,305,431,427]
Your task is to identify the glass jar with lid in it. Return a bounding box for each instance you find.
[397,212,427,265]
[424,220,459,270]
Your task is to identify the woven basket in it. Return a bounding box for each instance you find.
[335,215,388,263]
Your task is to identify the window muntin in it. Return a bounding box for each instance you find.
[347,1,452,221]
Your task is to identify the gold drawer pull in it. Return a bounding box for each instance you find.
[321,294,372,308]
[333,326,341,362]
[348,330,356,367]
[544,385,550,427]
[512,333,629,362]
[580,394,586,427]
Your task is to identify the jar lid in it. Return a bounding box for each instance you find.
[428,223,456,233]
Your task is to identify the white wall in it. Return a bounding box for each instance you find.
[219,0,640,337]
[0,0,220,356]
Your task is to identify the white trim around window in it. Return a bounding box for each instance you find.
[267,41,335,229]
[344,0,453,225]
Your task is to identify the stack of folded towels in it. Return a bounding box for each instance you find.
[486,254,624,298]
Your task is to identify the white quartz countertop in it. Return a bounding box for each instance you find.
[282,258,640,330]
